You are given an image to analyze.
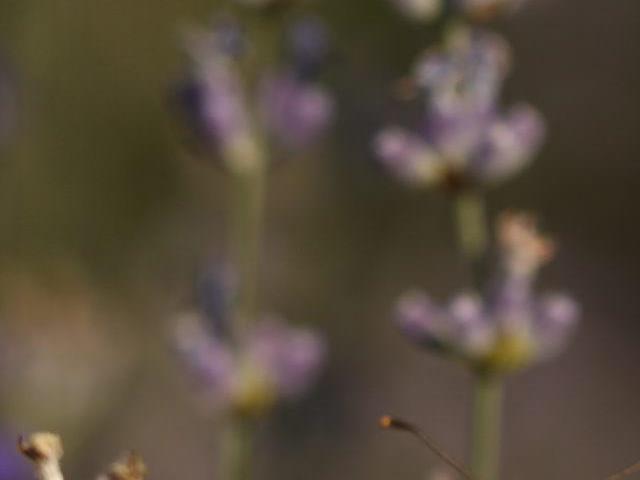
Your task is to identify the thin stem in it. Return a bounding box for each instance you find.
[220,418,255,480]
[453,191,488,287]
[221,13,278,480]
[471,375,504,480]
[229,160,266,333]
[379,416,475,480]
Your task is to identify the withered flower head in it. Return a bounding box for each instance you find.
[97,452,147,480]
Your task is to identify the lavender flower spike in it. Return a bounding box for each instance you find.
[260,16,334,152]
[375,26,545,191]
[394,212,578,375]
[260,71,334,151]
[178,17,333,166]
[179,24,261,172]
[246,317,326,399]
[174,270,325,417]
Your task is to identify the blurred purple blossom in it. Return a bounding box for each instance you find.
[394,213,578,374]
[177,17,333,166]
[260,71,334,151]
[375,26,545,190]
[179,23,257,169]
[174,270,325,417]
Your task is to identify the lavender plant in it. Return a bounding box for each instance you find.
[174,3,331,480]
[376,3,579,480]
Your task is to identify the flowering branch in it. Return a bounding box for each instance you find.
[175,4,331,480]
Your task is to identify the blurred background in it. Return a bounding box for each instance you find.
[0,1,638,479]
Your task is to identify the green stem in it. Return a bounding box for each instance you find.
[221,135,266,480]
[220,417,255,480]
[471,375,504,480]
[229,161,266,333]
[453,190,488,288]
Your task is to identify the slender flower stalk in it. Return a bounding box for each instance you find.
[453,190,488,285]
[220,416,254,480]
[229,146,267,334]
[380,415,475,480]
[470,375,503,480]
[453,189,501,480]
[452,188,497,480]
[453,189,500,480]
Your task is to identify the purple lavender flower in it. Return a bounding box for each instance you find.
[260,71,334,151]
[375,26,545,191]
[178,18,333,167]
[394,212,578,374]
[245,317,325,398]
[174,271,325,417]
[179,24,259,170]
[259,16,333,151]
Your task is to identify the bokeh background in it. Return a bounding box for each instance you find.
[0,1,638,479]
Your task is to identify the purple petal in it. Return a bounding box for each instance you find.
[424,101,496,162]
[534,294,580,357]
[180,28,252,153]
[260,71,334,150]
[374,127,443,186]
[247,318,325,399]
[395,290,448,349]
[447,293,494,356]
[472,104,545,183]
[174,313,235,403]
